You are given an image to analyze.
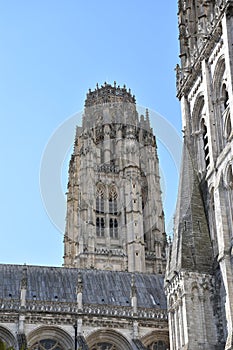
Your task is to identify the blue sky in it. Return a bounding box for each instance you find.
[0,1,181,266]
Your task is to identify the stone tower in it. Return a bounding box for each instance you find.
[166,1,233,349]
[64,82,166,274]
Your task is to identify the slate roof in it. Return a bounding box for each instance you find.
[0,264,166,309]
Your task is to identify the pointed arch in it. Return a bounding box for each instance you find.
[96,183,105,213]
[192,94,210,173]
[0,326,17,349]
[87,329,132,350]
[27,326,74,350]
[108,185,118,214]
[141,330,169,349]
[213,56,232,149]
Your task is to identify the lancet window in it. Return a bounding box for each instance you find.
[96,185,105,237]
[96,185,105,213]
[109,187,118,239]
[109,187,118,214]
[192,96,211,175]
[221,83,231,142]
[213,58,232,150]
[109,218,118,239]
[96,217,105,237]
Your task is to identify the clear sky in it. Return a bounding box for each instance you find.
[0,1,181,266]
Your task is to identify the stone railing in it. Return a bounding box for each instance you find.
[0,299,167,321]
[0,298,20,311]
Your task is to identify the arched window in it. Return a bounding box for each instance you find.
[148,340,167,350]
[0,327,17,349]
[227,164,233,189]
[108,186,118,239]
[31,339,64,350]
[222,84,229,110]
[192,95,210,175]
[110,218,118,239]
[96,217,105,237]
[213,58,232,150]
[109,187,117,214]
[96,185,105,213]
[221,84,232,141]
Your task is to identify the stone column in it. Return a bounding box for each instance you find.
[131,275,137,315]
[214,183,233,348]
[18,266,27,341]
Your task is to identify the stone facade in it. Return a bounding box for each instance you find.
[166,1,233,349]
[0,265,169,350]
[0,85,169,349]
[64,82,167,275]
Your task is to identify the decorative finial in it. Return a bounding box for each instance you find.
[96,83,99,89]
[104,81,107,86]
[21,265,28,289]
[89,88,91,93]
[114,81,116,88]
[76,272,83,294]
[146,108,149,119]
[131,274,135,288]
[123,84,126,89]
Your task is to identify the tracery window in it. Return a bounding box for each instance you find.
[109,187,117,214]
[221,84,232,141]
[147,340,167,350]
[96,185,105,213]
[96,185,106,237]
[109,218,118,239]
[96,217,105,237]
[213,59,232,150]
[30,339,64,350]
[90,342,118,350]
[108,187,118,239]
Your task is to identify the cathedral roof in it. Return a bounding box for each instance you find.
[0,264,166,309]
[166,139,213,278]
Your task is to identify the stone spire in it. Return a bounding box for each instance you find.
[166,138,213,279]
[165,139,217,349]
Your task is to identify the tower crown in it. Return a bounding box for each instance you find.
[84,82,136,107]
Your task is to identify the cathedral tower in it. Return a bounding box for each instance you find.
[64,82,166,274]
[166,1,233,349]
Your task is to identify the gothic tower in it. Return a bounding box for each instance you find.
[166,1,233,349]
[64,82,166,274]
